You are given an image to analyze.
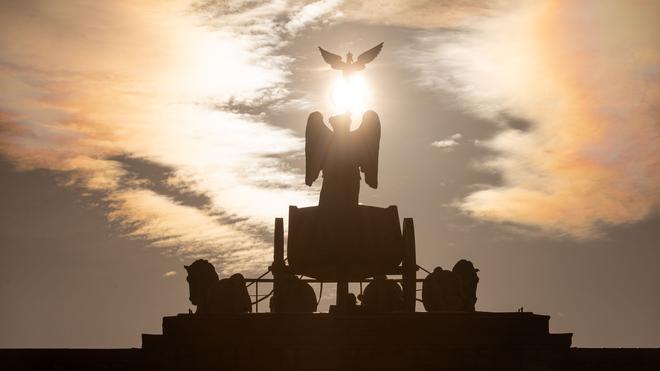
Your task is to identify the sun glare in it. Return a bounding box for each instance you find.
[331,74,368,117]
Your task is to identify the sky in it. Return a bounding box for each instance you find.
[1,0,659,348]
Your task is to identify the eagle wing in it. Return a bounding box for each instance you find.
[318,47,346,70]
[353,110,381,188]
[355,42,383,68]
[305,112,333,186]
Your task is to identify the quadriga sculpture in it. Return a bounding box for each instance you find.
[184,259,252,315]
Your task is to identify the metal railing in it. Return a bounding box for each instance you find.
[243,264,433,312]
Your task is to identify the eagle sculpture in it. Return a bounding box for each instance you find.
[318,42,383,78]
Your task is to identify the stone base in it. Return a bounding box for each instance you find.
[2,319,659,371]
[142,311,572,370]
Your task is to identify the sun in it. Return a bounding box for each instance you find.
[330,74,368,117]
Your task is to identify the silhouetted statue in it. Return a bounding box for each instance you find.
[291,109,405,284]
[360,275,404,313]
[422,267,465,312]
[319,42,383,78]
[303,111,382,280]
[270,272,317,313]
[184,259,251,314]
[185,259,218,314]
[305,111,380,211]
[209,273,252,314]
[452,259,480,312]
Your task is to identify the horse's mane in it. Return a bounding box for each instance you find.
[185,259,219,283]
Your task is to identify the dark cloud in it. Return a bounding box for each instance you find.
[498,112,533,132]
[110,155,213,209]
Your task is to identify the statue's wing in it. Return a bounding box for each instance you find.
[353,110,381,188]
[318,47,346,70]
[355,42,383,68]
[305,112,332,186]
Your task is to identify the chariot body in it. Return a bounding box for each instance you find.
[271,204,417,312]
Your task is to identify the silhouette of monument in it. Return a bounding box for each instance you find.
[275,92,417,311]
[5,41,659,371]
[299,109,406,309]
[136,42,660,371]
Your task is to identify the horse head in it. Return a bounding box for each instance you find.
[184,259,219,307]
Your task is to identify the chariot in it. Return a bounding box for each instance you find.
[266,204,418,312]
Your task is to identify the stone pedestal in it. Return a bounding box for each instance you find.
[142,311,572,370]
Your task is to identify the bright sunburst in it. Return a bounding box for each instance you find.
[330,74,368,117]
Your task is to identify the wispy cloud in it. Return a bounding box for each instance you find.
[339,0,506,28]
[432,133,462,151]
[286,0,343,34]
[406,0,660,237]
[0,0,345,273]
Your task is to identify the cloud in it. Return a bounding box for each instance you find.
[0,0,336,273]
[163,271,177,278]
[431,133,462,151]
[286,0,343,34]
[5,0,656,266]
[407,0,660,237]
[339,0,507,28]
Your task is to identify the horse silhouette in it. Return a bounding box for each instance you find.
[270,271,317,313]
[184,259,251,314]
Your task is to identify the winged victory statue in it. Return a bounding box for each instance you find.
[305,110,380,212]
